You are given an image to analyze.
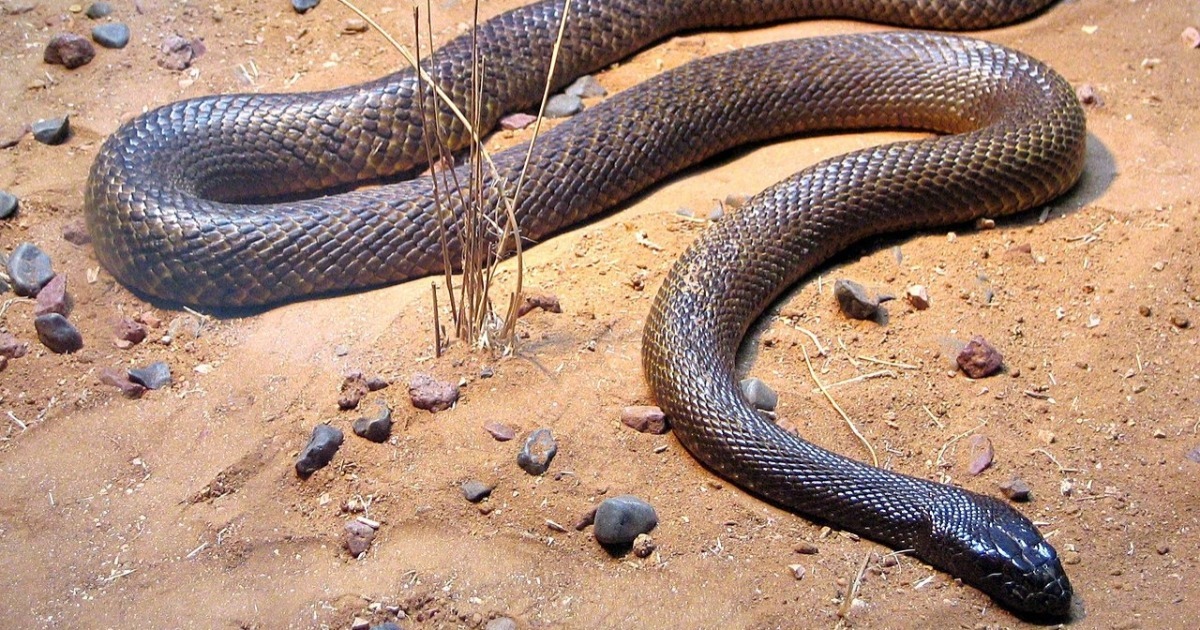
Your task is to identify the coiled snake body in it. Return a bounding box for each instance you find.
[85,0,1084,616]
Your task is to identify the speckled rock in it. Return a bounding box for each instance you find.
[44,33,95,69]
[517,428,557,475]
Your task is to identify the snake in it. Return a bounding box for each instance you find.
[83,0,1085,617]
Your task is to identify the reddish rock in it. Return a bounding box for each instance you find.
[113,317,147,348]
[956,335,1003,378]
[621,405,669,434]
[483,421,516,441]
[343,518,378,557]
[33,273,71,317]
[517,293,562,317]
[408,373,459,412]
[966,434,994,475]
[0,332,30,360]
[100,367,147,398]
[44,33,95,69]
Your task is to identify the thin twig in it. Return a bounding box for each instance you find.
[793,326,829,357]
[838,553,872,619]
[856,355,919,370]
[802,345,878,466]
[1030,448,1079,473]
[810,369,897,393]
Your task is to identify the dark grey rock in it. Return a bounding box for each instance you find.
[7,242,55,296]
[85,2,113,19]
[544,93,582,118]
[834,279,879,320]
[292,0,320,13]
[295,424,344,477]
[33,273,71,317]
[739,378,778,412]
[593,495,658,545]
[129,361,172,390]
[461,479,494,503]
[517,428,557,475]
[31,116,70,145]
[92,23,130,49]
[352,402,392,443]
[957,335,1003,378]
[34,313,83,353]
[0,190,17,219]
[564,75,607,98]
[999,477,1032,502]
[44,33,95,69]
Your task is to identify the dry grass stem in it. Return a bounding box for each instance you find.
[1030,448,1079,473]
[802,344,878,467]
[810,369,898,393]
[856,355,918,369]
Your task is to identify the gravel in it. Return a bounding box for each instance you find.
[564,75,607,98]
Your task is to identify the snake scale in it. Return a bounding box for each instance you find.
[84,0,1085,617]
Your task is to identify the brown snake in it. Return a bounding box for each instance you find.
[84,0,1085,617]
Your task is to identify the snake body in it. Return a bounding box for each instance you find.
[84,0,1084,617]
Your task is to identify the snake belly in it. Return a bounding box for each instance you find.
[83,0,1084,617]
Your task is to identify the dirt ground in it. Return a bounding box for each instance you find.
[2,0,1198,628]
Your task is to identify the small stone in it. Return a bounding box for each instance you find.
[167,314,202,340]
[158,35,202,71]
[292,0,320,13]
[136,311,162,328]
[484,421,516,441]
[999,477,1032,501]
[739,378,778,412]
[343,518,376,557]
[92,23,130,49]
[499,113,536,130]
[517,428,557,475]
[1138,305,1152,317]
[337,371,371,410]
[632,533,656,558]
[44,33,95,69]
[834,279,879,320]
[479,366,495,378]
[0,332,29,362]
[31,115,70,145]
[620,405,669,434]
[485,618,518,630]
[724,192,753,209]
[1076,84,1103,107]
[956,335,1003,378]
[370,623,402,630]
[593,495,658,545]
[62,218,91,245]
[517,293,562,317]
[113,317,147,347]
[574,507,597,531]
[543,93,582,118]
[33,273,71,317]
[0,190,17,219]
[564,75,607,98]
[100,367,146,398]
[85,2,113,19]
[352,402,393,443]
[906,284,930,310]
[128,361,172,389]
[461,480,494,503]
[966,434,994,475]
[0,125,27,149]
[295,424,344,477]
[1155,543,1170,555]
[1186,445,1200,464]
[1170,314,1190,329]
[787,564,807,580]
[1037,429,1057,445]
[794,541,819,554]
[34,313,82,353]
[342,18,368,33]
[408,373,459,412]
[1182,26,1200,48]
[350,618,369,630]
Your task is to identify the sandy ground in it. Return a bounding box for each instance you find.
[2,0,1198,628]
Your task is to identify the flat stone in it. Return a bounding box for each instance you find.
[593,495,658,545]
[620,405,669,434]
[564,74,607,98]
[543,93,582,118]
[834,279,879,320]
[739,378,778,412]
[343,518,376,557]
[44,33,95,69]
[33,273,71,317]
[966,434,994,475]
[461,479,494,503]
[485,618,518,630]
[31,116,70,145]
[0,190,17,219]
[295,424,344,477]
[100,367,146,398]
[128,361,172,389]
[352,402,393,443]
[483,421,516,441]
[499,113,536,130]
[92,23,130,49]
[517,428,557,475]
[34,313,82,353]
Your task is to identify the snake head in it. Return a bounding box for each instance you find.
[923,493,1074,619]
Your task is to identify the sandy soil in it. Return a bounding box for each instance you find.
[2,0,1198,628]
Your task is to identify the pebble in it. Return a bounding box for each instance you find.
[5,243,52,296]
[43,33,95,69]
[518,293,562,317]
[787,564,807,580]
[620,405,669,434]
[564,75,607,98]
[999,477,1032,501]
[1182,26,1200,48]
[461,479,494,503]
[966,434,994,475]
[113,317,147,348]
[739,378,778,412]
[34,313,82,353]
[352,402,393,443]
[85,2,113,18]
[1186,445,1200,464]
[292,0,320,14]
[517,428,557,475]
[485,618,518,630]
[33,273,71,317]
[906,284,930,310]
[593,495,658,545]
[1170,314,1190,329]
[92,23,130,49]
[343,518,377,557]
[543,93,582,118]
[100,367,146,398]
[0,125,27,149]
[632,533,656,558]
[31,116,70,145]
[370,623,402,630]
[0,190,17,219]
[794,541,819,554]
[338,371,389,410]
[574,507,597,531]
[128,361,172,389]
[833,279,879,320]
[342,18,368,34]
[295,424,344,477]
[956,335,1003,378]
[158,35,201,71]
[408,373,459,412]
[484,421,516,441]
[499,113,536,130]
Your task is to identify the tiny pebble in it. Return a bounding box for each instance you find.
[113,317,147,348]
[794,541,819,554]
[906,284,930,310]
[408,372,459,411]
[461,480,494,503]
[1170,314,1190,329]
[128,361,172,389]
[43,33,95,69]
[834,279,879,320]
[956,335,1003,378]
[85,2,113,19]
[33,273,71,317]
[999,477,1032,501]
[620,405,669,434]
[343,518,376,556]
[1182,26,1200,48]
[35,313,82,353]
[788,564,807,580]
[593,495,658,545]
[739,378,778,412]
[62,219,92,245]
[1155,543,1170,555]
[724,192,752,209]
[0,190,17,219]
[485,618,518,630]
[499,113,536,130]
[484,421,516,441]
[31,116,70,145]
[295,424,344,477]
[342,18,368,33]
[100,367,146,398]
[92,23,130,49]
[292,0,320,13]
[350,618,369,630]
[517,428,557,475]
[1076,84,1103,107]
[352,402,392,443]
[543,93,582,118]
[574,507,597,531]
[632,533,656,558]
[564,74,607,98]
[1185,445,1200,464]
[966,434,994,475]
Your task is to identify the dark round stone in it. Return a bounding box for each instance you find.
[92,23,130,49]
[34,313,83,354]
[128,361,172,389]
[7,242,55,296]
[31,116,70,145]
[0,190,17,219]
[295,424,343,477]
[352,403,393,443]
[292,0,320,13]
[593,495,658,545]
[43,33,95,69]
[85,2,114,19]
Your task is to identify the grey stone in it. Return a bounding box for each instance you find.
[593,495,658,545]
[461,479,494,503]
[85,2,113,19]
[128,361,172,389]
[564,75,607,98]
[34,313,83,353]
[834,279,879,320]
[517,428,557,475]
[92,23,130,49]
[292,0,320,13]
[543,93,582,118]
[7,242,55,296]
[352,402,393,443]
[295,424,343,477]
[739,378,778,412]
[0,190,17,219]
[31,116,70,145]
